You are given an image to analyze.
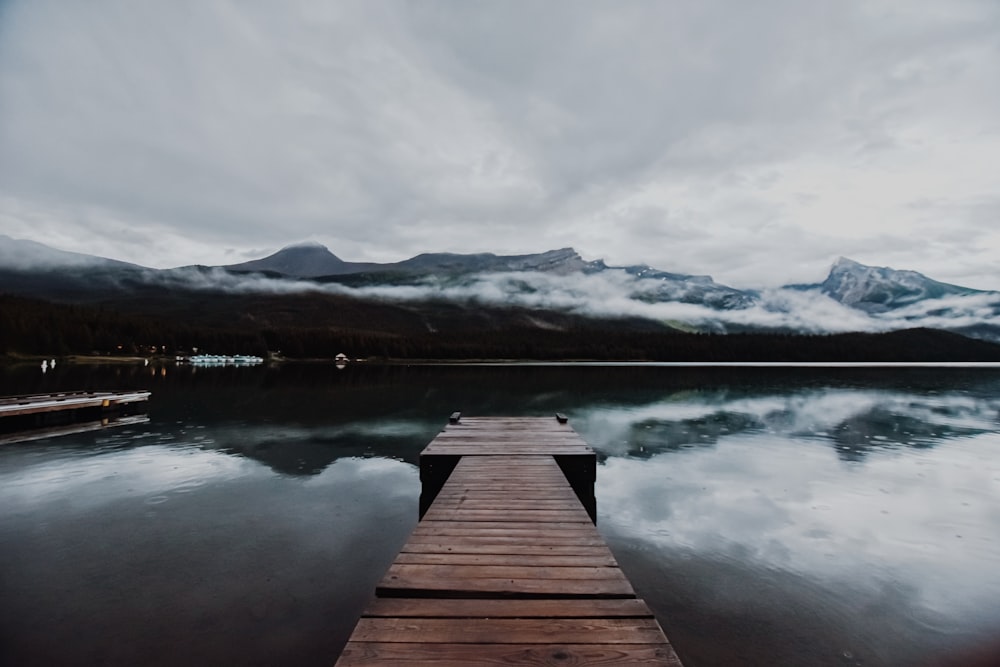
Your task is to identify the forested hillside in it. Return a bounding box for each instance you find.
[4,294,1000,362]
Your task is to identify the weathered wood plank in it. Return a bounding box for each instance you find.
[393,552,619,567]
[430,441,589,446]
[430,496,583,505]
[430,498,581,506]
[403,534,609,547]
[442,474,570,481]
[425,504,589,515]
[439,481,571,488]
[411,524,600,536]
[423,510,589,520]
[430,440,587,445]
[435,484,578,492]
[430,437,587,443]
[429,497,582,506]
[415,517,596,528]
[426,447,593,455]
[336,643,683,666]
[437,478,572,486]
[432,427,578,433]
[398,542,617,557]
[447,463,568,469]
[445,418,572,426]
[421,509,594,523]
[446,463,566,472]
[0,390,151,418]
[351,617,668,644]
[444,471,570,479]
[376,576,635,597]
[362,597,657,618]
[445,464,573,472]
[383,563,628,582]
[431,433,581,439]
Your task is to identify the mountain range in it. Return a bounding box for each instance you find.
[2,234,1000,345]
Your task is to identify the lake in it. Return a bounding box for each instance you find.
[1,362,999,666]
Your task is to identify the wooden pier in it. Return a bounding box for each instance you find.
[0,391,151,433]
[335,416,684,666]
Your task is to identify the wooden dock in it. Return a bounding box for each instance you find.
[335,416,684,666]
[0,390,151,418]
[0,391,151,433]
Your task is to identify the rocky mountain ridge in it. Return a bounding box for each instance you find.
[819,257,982,312]
[3,235,999,340]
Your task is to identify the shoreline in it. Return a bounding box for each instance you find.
[7,354,1000,369]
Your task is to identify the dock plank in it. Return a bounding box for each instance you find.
[351,617,668,644]
[412,524,601,538]
[337,643,683,666]
[403,534,609,547]
[393,552,619,567]
[376,577,636,598]
[382,563,629,582]
[0,390,151,418]
[399,543,617,557]
[362,598,657,618]
[428,498,583,507]
[421,509,594,523]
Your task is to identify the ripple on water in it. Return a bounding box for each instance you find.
[145,495,169,505]
[171,478,207,494]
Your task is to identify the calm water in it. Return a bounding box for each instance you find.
[1,363,999,666]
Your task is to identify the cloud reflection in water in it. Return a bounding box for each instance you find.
[582,387,1000,665]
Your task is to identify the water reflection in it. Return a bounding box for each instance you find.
[574,388,1000,461]
[2,363,1000,666]
[201,420,435,474]
[0,445,419,666]
[0,414,149,446]
[576,388,1000,666]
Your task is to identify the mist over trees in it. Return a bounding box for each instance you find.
[3,294,1000,362]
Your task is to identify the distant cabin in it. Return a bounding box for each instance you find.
[334,353,349,363]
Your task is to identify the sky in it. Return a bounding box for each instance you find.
[1,0,998,289]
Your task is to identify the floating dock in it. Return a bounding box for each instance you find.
[0,390,151,432]
[335,415,684,666]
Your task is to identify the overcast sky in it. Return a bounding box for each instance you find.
[1,1,998,288]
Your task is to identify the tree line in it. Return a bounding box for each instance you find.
[3,293,1000,362]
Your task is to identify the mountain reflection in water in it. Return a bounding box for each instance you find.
[1,363,999,666]
[577,388,998,460]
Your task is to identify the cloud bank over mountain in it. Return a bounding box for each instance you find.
[240,271,1000,336]
[5,233,1000,339]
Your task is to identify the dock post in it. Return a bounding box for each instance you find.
[554,454,597,523]
[418,454,459,519]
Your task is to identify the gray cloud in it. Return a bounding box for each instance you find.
[1,0,998,288]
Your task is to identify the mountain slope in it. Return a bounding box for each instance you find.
[232,243,755,310]
[0,234,142,271]
[5,235,1000,344]
[225,244,599,278]
[393,247,593,275]
[820,257,983,312]
[222,241,380,277]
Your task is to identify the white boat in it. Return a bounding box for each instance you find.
[186,354,263,366]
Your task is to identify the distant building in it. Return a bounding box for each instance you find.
[335,353,349,363]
